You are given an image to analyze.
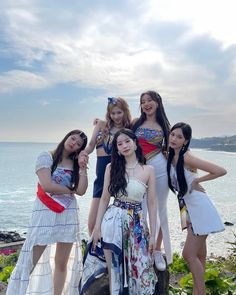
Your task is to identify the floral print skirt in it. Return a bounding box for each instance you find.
[101,199,156,295]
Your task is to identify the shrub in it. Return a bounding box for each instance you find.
[169,252,189,274]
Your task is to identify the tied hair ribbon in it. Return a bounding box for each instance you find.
[107,97,118,105]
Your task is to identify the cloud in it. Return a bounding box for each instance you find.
[0,70,49,93]
[0,0,236,139]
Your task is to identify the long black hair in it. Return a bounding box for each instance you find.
[132,90,170,151]
[167,122,192,197]
[51,129,87,190]
[108,128,146,198]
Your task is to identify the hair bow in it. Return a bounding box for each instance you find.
[107,97,118,105]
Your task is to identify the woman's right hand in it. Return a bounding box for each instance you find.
[93,118,101,125]
[92,226,101,250]
[78,151,89,169]
[190,178,205,193]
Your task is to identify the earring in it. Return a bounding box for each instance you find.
[182,145,185,151]
[118,151,121,156]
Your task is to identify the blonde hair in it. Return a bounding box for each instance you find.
[105,97,131,129]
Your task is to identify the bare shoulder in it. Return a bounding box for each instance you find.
[106,163,111,171]
[183,150,198,168]
[184,150,205,166]
[143,164,155,174]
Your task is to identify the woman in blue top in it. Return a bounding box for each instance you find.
[81,97,131,235]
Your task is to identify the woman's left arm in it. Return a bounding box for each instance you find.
[185,151,227,184]
[75,154,88,195]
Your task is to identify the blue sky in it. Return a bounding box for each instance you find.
[0,0,236,142]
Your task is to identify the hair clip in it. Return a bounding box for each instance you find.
[108,97,118,105]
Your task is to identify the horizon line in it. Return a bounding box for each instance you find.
[0,133,235,144]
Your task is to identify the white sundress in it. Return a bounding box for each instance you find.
[6,152,82,295]
[170,165,225,236]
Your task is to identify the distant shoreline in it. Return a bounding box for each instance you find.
[191,146,236,153]
[190,135,236,153]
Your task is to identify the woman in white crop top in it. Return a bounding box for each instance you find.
[80,129,157,295]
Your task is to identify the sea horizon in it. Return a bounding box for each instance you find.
[0,142,235,258]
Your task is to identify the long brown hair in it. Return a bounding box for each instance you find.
[51,130,87,190]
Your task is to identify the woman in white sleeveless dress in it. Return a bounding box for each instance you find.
[80,129,157,295]
[167,122,226,295]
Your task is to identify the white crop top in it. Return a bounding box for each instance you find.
[117,178,147,203]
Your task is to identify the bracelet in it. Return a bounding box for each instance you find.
[79,171,88,176]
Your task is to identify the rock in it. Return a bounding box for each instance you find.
[84,274,110,295]
[81,240,169,294]
[224,221,234,226]
[0,281,7,295]
[0,231,25,243]
[154,265,170,295]
[84,265,169,295]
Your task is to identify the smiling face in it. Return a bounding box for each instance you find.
[64,134,85,154]
[169,128,188,150]
[110,106,125,127]
[140,93,158,116]
[116,133,136,157]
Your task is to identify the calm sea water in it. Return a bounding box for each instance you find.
[0,142,235,257]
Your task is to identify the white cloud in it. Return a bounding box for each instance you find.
[146,0,236,47]
[0,70,49,93]
[0,0,236,139]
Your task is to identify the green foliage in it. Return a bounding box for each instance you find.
[225,254,236,272]
[0,252,18,268]
[225,232,236,272]
[205,258,224,271]
[0,252,19,284]
[178,268,236,295]
[169,251,236,294]
[227,234,236,255]
[0,266,14,283]
[169,284,187,295]
[81,239,87,257]
[169,253,189,274]
[179,273,193,294]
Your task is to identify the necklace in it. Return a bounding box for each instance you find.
[126,160,138,169]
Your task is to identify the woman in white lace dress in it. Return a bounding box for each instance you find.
[167,122,226,295]
[6,130,88,295]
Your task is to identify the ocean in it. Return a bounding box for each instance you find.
[0,142,235,257]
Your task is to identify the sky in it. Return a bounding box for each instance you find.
[0,0,236,142]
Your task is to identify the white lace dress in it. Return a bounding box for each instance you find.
[6,152,82,295]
